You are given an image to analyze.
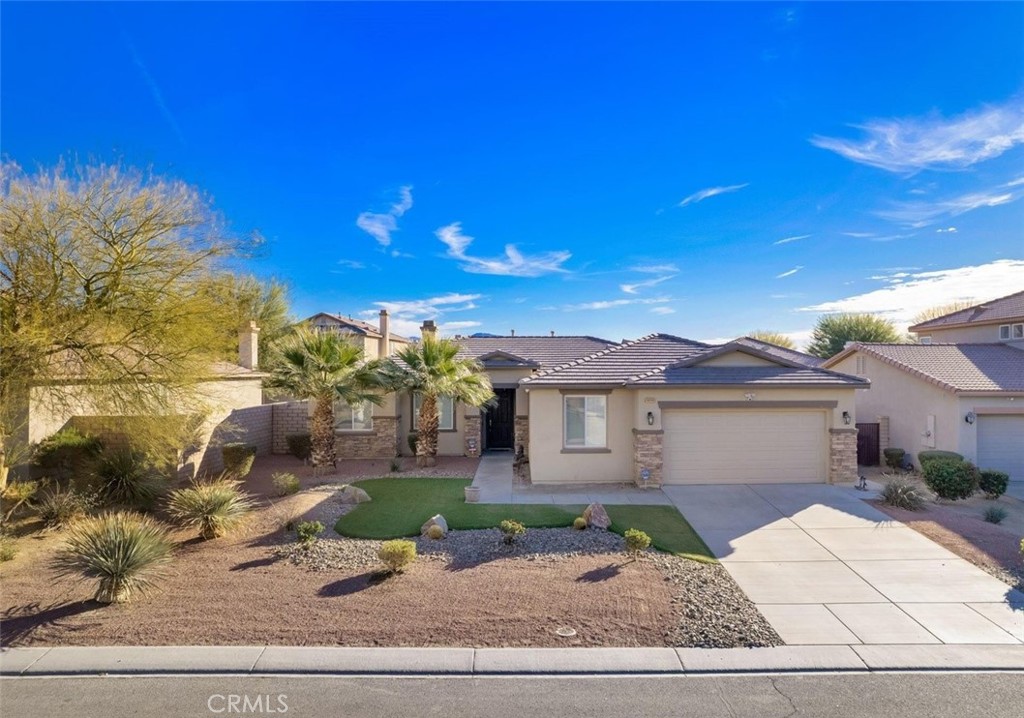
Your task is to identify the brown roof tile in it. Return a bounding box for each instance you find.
[909,290,1024,331]
[832,343,1024,393]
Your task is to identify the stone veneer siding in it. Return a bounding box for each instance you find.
[514,416,529,456]
[271,401,310,454]
[335,416,398,459]
[464,415,481,457]
[632,429,663,487]
[829,427,859,483]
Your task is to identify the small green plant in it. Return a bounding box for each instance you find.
[573,517,588,530]
[378,539,416,572]
[624,528,651,558]
[295,520,324,546]
[286,434,312,461]
[167,479,256,539]
[221,443,258,478]
[55,512,173,603]
[0,535,17,562]
[922,458,979,501]
[917,450,964,469]
[389,458,401,473]
[979,470,1009,499]
[499,519,526,545]
[882,448,906,471]
[425,524,444,540]
[33,428,103,482]
[880,478,926,511]
[36,486,96,529]
[272,472,301,496]
[2,481,39,522]
[983,506,1008,525]
[91,449,164,508]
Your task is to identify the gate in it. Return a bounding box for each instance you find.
[856,422,880,466]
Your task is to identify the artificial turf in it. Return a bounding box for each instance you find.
[334,477,715,561]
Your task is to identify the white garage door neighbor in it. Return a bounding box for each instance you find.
[662,410,828,484]
[977,414,1024,481]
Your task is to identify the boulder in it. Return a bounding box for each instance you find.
[336,485,372,504]
[421,514,448,537]
[582,502,611,529]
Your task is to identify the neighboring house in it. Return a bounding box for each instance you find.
[909,290,1024,345]
[306,311,412,358]
[825,342,1024,480]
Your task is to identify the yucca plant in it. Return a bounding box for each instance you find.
[91,449,164,508]
[35,485,96,529]
[167,479,256,539]
[55,512,173,603]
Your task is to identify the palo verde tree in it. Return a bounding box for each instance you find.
[200,273,293,369]
[746,330,796,350]
[0,161,251,488]
[806,313,902,359]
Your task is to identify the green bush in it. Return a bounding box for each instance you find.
[272,472,301,496]
[33,428,103,483]
[407,433,418,454]
[55,512,173,603]
[295,520,324,546]
[922,458,979,501]
[917,450,963,469]
[378,539,416,572]
[91,449,164,508]
[983,506,1008,525]
[425,524,444,540]
[0,535,17,562]
[499,519,526,545]
[286,434,312,461]
[978,470,1009,499]
[880,478,926,511]
[2,481,39,521]
[167,479,256,539]
[36,486,96,529]
[573,517,588,530]
[624,528,652,557]
[389,459,401,473]
[882,448,906,471]
[221,443,257,478]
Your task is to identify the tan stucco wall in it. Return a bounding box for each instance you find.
[395,392,463,456]
[697,352,778,367]
[917,323,1010,344]
[957,395,1024,465]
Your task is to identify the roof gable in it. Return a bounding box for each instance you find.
[475,350,540,368]
[909,290,1024,332]
[672,341,807,370]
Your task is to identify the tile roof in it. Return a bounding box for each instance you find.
[828,343,1024,393]
[632,366,864,386]
[732,337,824,368]
[455,336,617,369]
[909,290,1024,331]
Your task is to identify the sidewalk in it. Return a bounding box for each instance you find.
[3,644,1023,676]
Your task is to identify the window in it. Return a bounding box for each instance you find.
[336,399,373,431]
[1014,324,1024,339]
[412,394,455,431]
[999,325,1011,340]
[564,395,607,448]
[919,336,932,344]
[855,356,867,375]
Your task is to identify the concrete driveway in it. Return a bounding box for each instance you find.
[663,483,1024,646]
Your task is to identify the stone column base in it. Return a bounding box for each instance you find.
[829,427,858,483]
[632,429,663,487]
[335,416,398,459]
[514,416,529,456]
[464,416,481,457]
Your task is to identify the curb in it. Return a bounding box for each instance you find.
[2,645,1024,676]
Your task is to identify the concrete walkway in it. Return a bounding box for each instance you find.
[663,483,1024,647]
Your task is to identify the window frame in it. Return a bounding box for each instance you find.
[411,394,456,432]
[999,324,1011,340]
[1013,323,1024,340]
[335,398,373,432]
[562,394,608,450]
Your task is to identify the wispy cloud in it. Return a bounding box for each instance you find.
[337,259,366,270]
[620,274,675,294]
[773,234,810,246]
[121,33,185,146]
[678,183,749,206]
[841,231,877,238]
[875,186,1020,228]
[356,186,413,247]
[650,306,676,315]
[799,259,1024,328]
[810,97,1024,173]
[546,296,672,312]
[435,222,571,277]
[363,292,483,337]
[936,227,957,234]
[775,266,804,279]
[630,263,679,274]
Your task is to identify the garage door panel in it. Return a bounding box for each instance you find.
[663,410,827,484]
[977,415,1024,481]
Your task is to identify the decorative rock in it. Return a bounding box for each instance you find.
[336,485,372,504]
[421,514,448,537]
[582,503,610,529]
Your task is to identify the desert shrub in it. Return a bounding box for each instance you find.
[624,528,651,558]
[499,519,526,545]
[882,448,906,471]
[922,458,979,501]
[880,478,926,511]
[2,481,39,521]
[573,517,588,530]
[426,524,444,540]
[221,443,258,478]
[36,486,96,529]
[978,470,1009,499]
[55,512,173,603]
[295,520,324,546]
[167,479,256,539]
[33,428,103,483]
[286,434,312,461]
[389,459,401,473]
[379,539,416,572]
[272,472,301,496]
[91,449,164,508]
[918,450,963,469]
[0,535,17,562]
[983,506,1008,525]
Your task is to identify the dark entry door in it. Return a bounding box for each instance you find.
[485,388,515,450]
[856,422,880,466]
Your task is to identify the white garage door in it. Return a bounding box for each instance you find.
[662,410,828,484]
[977,414,1024,481]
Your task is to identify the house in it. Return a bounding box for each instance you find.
[825,342,1024,480]
[909,290,1024,345]
[307,311,412,358]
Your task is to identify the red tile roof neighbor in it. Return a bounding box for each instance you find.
[909,290,1024,331]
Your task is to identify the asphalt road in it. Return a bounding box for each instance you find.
[1,673,1022,718]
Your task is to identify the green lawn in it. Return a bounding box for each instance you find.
[334,477,714,561]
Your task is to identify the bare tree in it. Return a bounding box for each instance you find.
[746,330,796,350]
[910,301,977,327]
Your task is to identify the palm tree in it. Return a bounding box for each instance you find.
[267,328,385,472]
[383,335,494,467]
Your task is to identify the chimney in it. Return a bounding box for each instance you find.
[239,321,260,370]
[378,309,391,357]
[550,330,555,337]
[510,329,516,337]
[420,320,437,340]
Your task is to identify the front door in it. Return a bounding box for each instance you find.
[485,388,515,450]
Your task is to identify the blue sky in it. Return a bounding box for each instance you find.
[3,2,1022,346]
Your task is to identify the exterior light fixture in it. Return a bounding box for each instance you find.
[646,411,655,426]
[842,411,852,425]
[965,411,976,425]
